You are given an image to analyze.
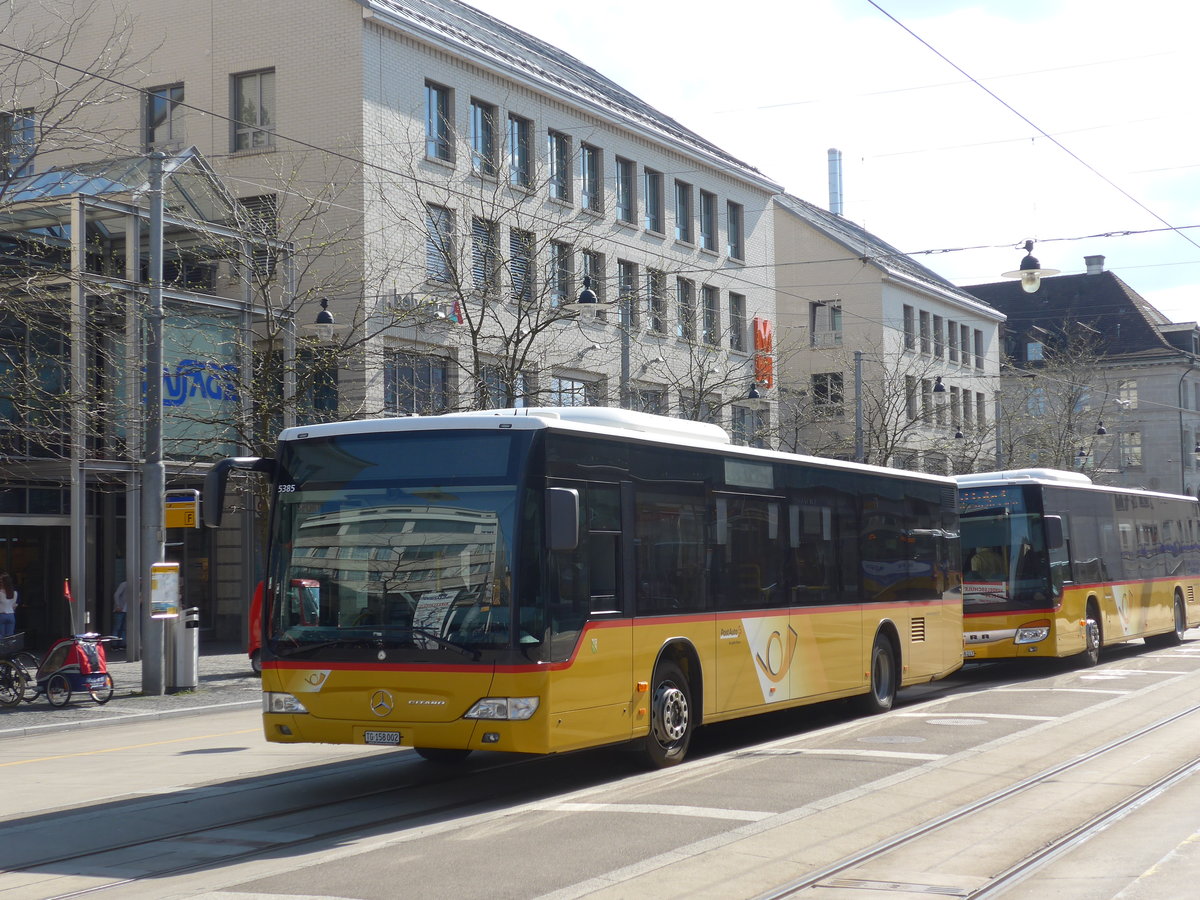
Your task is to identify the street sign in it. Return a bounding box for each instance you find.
[165,490,200,529]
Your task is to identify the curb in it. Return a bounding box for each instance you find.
[0,698,261,740]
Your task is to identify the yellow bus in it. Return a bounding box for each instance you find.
[206,408,962,767]
[957,469,1200,665]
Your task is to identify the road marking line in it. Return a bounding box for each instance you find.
[530,801,771,821]
[756,748,945,761]
[893,711,1055,721]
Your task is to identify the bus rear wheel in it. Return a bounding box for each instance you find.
[1147,594,1186,648]
[859,634,897,714]
[644,660,692,768]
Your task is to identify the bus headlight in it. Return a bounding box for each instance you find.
[263,692,309,714]
[463,697,540,720]
[1014,620,1051,644]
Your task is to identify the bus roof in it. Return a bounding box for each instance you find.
[278,407,957,487]
[956,468,1198,503]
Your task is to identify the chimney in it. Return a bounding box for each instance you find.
[1085,255,1105,274]
[827,148,843,216]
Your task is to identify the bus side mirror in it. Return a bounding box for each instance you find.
[202,457,277,528]
[546,487,580,551]
[1044,515,1064,551]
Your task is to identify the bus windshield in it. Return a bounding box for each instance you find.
[265,429,532,662]
[959,485,1055,612]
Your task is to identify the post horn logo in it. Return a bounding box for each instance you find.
[755,626,799,683]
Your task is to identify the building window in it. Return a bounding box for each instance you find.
[681,392,718,424]
[471,217,499,294]
[615,157,636,224]
[676,277,695,341]
[424,81,453,162]
[731,406,766,448]
[145,84,185,150]
[963,390,975,429]
[469,99,497,176]
[618,260,639,328]
[947,320,959,362]
[727,201,744,260]
[903,305,915,351]
[702,285,720,345]
[921,378,934,423]
[233,70,275,151]
[425,204,454,283]
[974,329,984,370]
[812,372,844,419]
[1119,379,1139,410]
[729,292,746,352]
[2,109,35,177]
[632,388,666,415]
[674,180,693,243]
[919,310,931,355]
[549,376,598,406]
[933,315,944,358]
[960,324,971,368]
[810,301,843,347]
[644,168,664,232]
[975,392,987,431]
[645,269,666,334]
[548,130,571,201]
[549,241,573,306]
[580,143,602,212]
[385,351,449,415]
[950,386,961,428]
[905,375,918,421]
[508,114,531,187]
[582,249,606,316]
[699,190,717,252]
[509,229,534,303]
[481,365,528,409]
[237,194,277,276]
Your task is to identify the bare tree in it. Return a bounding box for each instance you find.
[996,325,1120,478]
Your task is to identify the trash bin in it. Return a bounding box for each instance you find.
[168,607,199,692]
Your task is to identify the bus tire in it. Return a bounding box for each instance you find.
[413,747,472,764]
[644,659,693,768]
[1147,593,1186,648]
[250,649,262,676]
[1079,602,1102,667]
[859,633,897,714]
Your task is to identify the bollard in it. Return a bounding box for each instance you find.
[168,606,200,692]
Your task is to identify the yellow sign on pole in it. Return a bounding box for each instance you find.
[165,490,200,529]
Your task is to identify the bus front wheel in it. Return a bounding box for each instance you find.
[859,634,897,714]
[644,660,693,768]
[413,747,472,764]
[1080,604,1102,667]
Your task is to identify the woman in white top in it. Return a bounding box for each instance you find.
[0,573,17,638]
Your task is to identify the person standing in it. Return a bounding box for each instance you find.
[112,580,128,645]
[0,573,18,638]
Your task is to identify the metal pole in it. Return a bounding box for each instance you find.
[69,197,87,634]
[140,151,167,695]
[994,390,1003,469]
[853,350,864,463]
[619,306,630,409]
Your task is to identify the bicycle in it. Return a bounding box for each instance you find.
[0,632,29,708]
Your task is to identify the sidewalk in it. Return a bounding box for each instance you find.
[0,640,262,739]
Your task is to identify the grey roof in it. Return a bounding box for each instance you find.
[774,192,999,314]
[963,270,1185,361]
[362,0,778,190]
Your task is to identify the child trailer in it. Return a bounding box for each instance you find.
[35,633,115,706]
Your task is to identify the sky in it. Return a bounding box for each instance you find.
[467,0,1200,323]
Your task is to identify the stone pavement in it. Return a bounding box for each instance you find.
[0,640,261,739]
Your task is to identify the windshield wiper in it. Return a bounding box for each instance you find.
[383,625,481,660]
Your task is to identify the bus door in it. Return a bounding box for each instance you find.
[544,480,634,743]
[712,492,792,711]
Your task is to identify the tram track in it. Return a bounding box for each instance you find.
[753,702,1200,900]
